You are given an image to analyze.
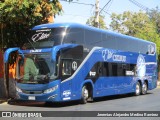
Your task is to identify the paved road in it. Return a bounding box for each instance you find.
[0,88,160,120]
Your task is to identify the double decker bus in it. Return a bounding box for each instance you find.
[4,23,157,104]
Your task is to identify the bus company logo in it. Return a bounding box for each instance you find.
[2,112,11,117]
[148,44,155,54]
[102,49,113,61]
[72,61,78,71]
[32,32,51,42]
[136,54,146,77]
[63,90,71,97]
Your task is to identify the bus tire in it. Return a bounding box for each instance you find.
[135,82,141,96]
[80,86,89,104]
[141,82,147,95]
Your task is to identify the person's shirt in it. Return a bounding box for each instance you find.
[23,58,38,80]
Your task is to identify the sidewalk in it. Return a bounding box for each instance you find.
[0,98,7,104]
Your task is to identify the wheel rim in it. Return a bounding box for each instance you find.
[142,83,147,94]
[83,87,89,99]
[136,83,140,95]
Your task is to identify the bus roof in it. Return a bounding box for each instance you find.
[32,22,154,45]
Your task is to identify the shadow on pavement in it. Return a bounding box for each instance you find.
[7,99,80,108]
[7,92,152,108]
[93,92,151,103]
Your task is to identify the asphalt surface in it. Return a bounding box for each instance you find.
[0,88,160,120]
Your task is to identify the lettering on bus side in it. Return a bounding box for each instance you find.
[102,49,126,62]
[30,49,42,53]
[89,71,96,77]
[113,55,126,62]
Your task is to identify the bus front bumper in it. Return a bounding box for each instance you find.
[16,80,62,102]
[17,91,61,102]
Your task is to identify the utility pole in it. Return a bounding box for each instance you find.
[95,0,99,28]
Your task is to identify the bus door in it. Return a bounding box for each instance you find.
[60,46,83,100]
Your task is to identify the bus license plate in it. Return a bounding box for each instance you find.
[28,96,35,100]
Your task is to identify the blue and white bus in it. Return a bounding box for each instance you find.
[4,23,157,104]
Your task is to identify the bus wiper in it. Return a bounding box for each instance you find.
[27,38,36,50]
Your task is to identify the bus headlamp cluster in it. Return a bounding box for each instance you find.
[16,87,22,93]
[43,85,58,94]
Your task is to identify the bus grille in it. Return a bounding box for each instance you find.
[22,90,43,94]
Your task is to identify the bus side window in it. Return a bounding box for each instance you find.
[62,59,72,76]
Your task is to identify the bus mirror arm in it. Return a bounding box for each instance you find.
[4,48,20,63]
[4,48,24,63]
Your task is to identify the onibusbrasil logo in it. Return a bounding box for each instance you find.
[136,54,146,78]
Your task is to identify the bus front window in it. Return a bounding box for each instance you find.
[16,53,57,84]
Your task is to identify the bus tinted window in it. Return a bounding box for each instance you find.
[102,33,118,50]
[63,28,85,45]
[87,62,136,78]
[85,29,102,49]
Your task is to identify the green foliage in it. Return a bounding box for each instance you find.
[148,7,160,34]
[110,10,160,54]
[86,15,107,29]
[0,0,62,48]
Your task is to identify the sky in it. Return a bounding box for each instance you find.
[54,0,160,28]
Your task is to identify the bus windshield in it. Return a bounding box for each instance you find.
[16,53,57,84]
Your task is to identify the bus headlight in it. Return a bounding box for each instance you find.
[16,87,22,93]
[43,85,58,94]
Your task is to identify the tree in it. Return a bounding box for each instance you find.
[110,11,160,54]
[0,0,64,99]
[0,0,63,49]
[86,15,107,29]
[148,7,160,34]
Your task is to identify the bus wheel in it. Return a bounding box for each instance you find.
[135,82,141,96]
[142,82,147,95]
[80,86,89,104]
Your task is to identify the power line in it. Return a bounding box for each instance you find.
[60,0,112,17]
[100,9,112,16]
[128,0,150,12]
[59,0,113,28]
[103,0,114,13]
[100,0,112,14]
[60,0,94,6]
[62,13,91,18]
